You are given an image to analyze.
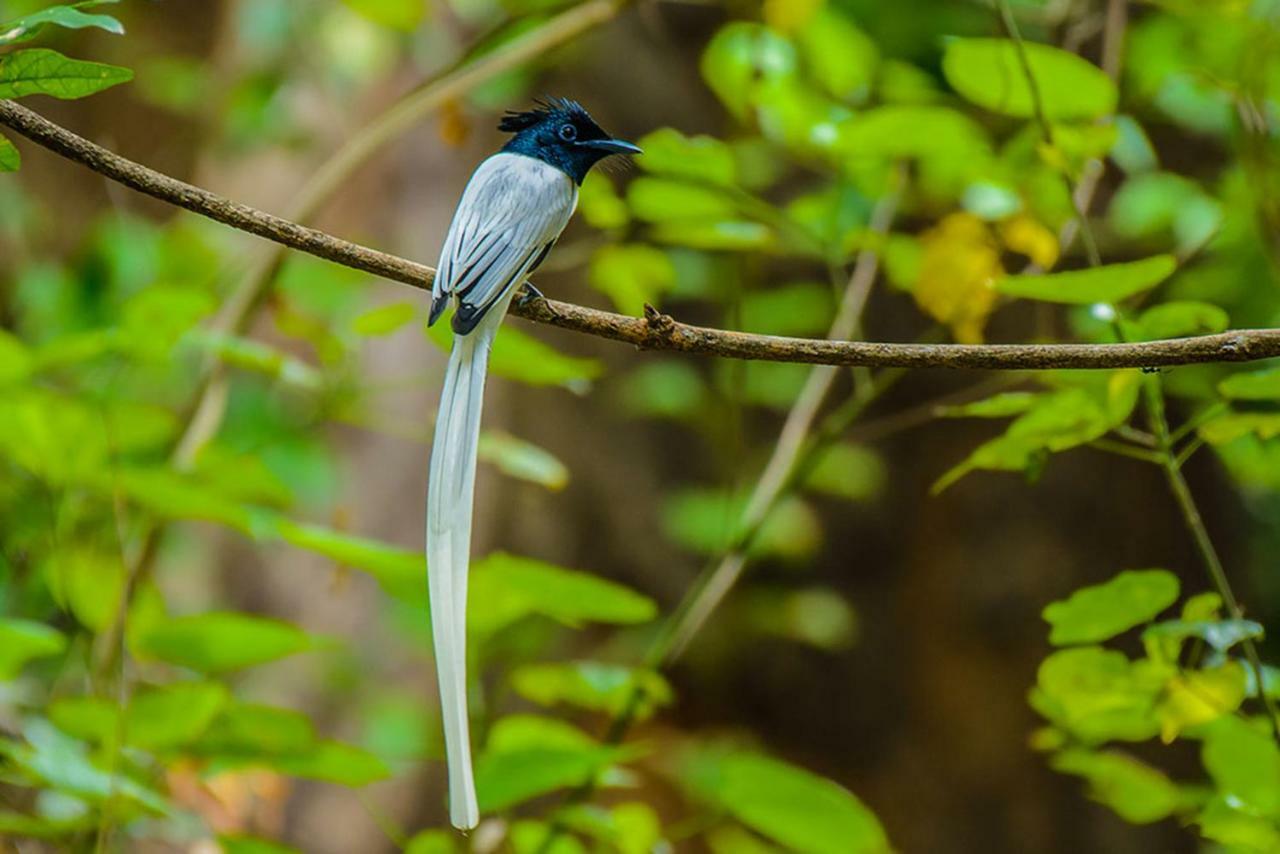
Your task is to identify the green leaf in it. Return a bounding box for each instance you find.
[340,0,425,31]
[275,520,422,601]
[1031,647,1166,743]
[1043,569,1180,645]
[0,48,132,100]
[136,612,312,673]
[1136,301,1229,340]
[1200,413,1280,445]
[619,361,706,420]
[803,443,885,502]
[426,322,602,390]
[352,301,417,336]
[684,751,889,854]
[1203,715,1280,815]
[740,282,834,337]
[126,681,229,749]
[942,38,1117,120]
[1050,749,1183,823]
[468,552,656,636]
[0,619,66,680]
[404,830,456,854]
[998,256,1177,304]
[589,244,677,316]
[218,837,302,854]
[937,392,1040,419]
[1157,662,1246,742]
[578,173,629,230]
[662,488,822,561]
[11,719,167,813]
[636,128,736,186]
[0,133,18,172]
[628,177,739,223]
[1197,797,1280,852]
[0,5,124,46]
[795,8,878,102]
[511,662,671,719]
[1220,369,1280,401]
[273,740,390,786]
[1142,618,1263,654]
[836,105,991,162]
[477,431,569,491]
[700,23,797,119]
[476,716,629,812]
[197,703,316,758]
[649,220,775,252]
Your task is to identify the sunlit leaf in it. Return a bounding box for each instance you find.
[477,431,569,491]
[352,301,417,336]
[628,177,739,223]
[426,321,602,391]
[1199,412,1280,445]
[739,282,833,337]
[803,443,885,502]
[10,719,167,813]
[511,662,671,719]
[0,133,18,172]
[273,740,390,786]
[914,213,1001,343]
[0,619,65,680]
[1142,618,1263,654]
[275,520,421,600]
[998,256,1177,304]
[942,38,1117,120]
[197,703,316,759]
[649,220,775,252]
[1157,661,1246,742]
[476,715,630,812]
[219,837,302,854]
[468,552,656,636]
[795,8,877,102]
[937,392,1040,419]
[1043,569,1179,645]
[683,750,889,854]
[701,23,797,119]
[1030,646,1166,743]
[340,0,425,31]
[636,128,736,186]
[837,105,990,163]
[1136,301,1228,340]
[1050,749,1183,823]
[1202,715,1280,815]
[136,612,312,673]
[589,244,676,315]
[1219,369,1280,401]
[0,48,132,100]
[0,5,124,46]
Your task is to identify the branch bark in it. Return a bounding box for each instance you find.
[4,98,1280,372]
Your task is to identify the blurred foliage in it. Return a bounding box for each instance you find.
[4,0,1280,851]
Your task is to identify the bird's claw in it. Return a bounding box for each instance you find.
[516,283,545,308]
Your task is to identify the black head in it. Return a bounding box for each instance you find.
[499,97,641,185]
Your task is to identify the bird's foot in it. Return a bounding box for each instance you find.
[515,283,545,309]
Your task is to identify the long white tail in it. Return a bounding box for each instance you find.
[426,326,495,830]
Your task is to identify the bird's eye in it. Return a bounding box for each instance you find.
[558,123,577,141]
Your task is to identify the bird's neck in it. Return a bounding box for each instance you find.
[501,136,591,185]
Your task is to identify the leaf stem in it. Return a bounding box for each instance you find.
[1143,376,1280,742]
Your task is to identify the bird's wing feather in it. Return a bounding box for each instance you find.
[430,153,577,331]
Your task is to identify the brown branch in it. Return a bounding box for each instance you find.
[3,98,1280,372]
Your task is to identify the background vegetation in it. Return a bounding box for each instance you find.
[3,0,1280,851]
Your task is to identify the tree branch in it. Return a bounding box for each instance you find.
[4,98,1280,371]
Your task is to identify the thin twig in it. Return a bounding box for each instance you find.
[3,99,1279,372]
[1143,376,1280,744]
[997,0,1103,267]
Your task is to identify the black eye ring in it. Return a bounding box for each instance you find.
[558,123,577,141]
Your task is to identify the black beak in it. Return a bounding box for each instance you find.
[578,138,642,155]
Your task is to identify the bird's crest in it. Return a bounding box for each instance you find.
[498,96,588,133]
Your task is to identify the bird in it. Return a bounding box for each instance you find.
[425,97,641,830]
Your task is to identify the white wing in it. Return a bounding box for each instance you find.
[429,152,577,334]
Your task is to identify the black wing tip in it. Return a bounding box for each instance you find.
[497,96,588,134]
[428,295,449,327]
[451,302,488,336]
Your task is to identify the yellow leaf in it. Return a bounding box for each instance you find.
[764,0,823,32]
[1158,661,1246,743]
[1000,213,1060,269]
[914,213,1002,343]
